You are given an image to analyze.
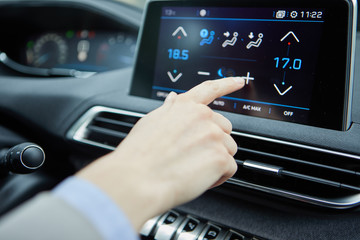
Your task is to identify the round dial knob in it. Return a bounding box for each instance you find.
[5,143,45,174]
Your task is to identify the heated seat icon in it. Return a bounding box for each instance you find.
[246,33,264,49]
[200,30,215,46]
[222,32,238,48]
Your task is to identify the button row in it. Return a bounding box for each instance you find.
[140,210,265,240]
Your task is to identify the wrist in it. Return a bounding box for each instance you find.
[76,151,171,231]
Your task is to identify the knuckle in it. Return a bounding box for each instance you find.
[213,149,230,168]
[226,118,233,131]
[177,92,188,100]
[229,136,238,156]
[213,144,228,158]
[202,80,213,88]
[209,81,221,93]
[228,146,237,157]
[213,112,232,134]
[206,125,224,140]
[175,94,188,103]
[223,117,233,134]
[196,104,213,119]
[202,80,220,94]
[230,158,238,175]
[231,144,238,156]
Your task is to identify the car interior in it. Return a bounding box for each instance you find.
[0,0,359,239]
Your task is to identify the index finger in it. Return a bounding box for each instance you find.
[183,77,245,105]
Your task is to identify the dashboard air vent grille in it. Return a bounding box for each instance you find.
[68,106,360,208]
[68,106,144,150]
[229,132,360,208]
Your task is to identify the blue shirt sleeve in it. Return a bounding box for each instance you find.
[52,176,139,240]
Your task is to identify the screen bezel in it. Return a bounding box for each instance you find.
[130,0,356,131]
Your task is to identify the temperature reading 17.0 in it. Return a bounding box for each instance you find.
[274,57,302,70]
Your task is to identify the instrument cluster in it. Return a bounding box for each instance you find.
[22,29,137,72]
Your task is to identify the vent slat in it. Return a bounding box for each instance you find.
[238,146,357,176]
[233,134,360,172]
[94,116,135,129]
[85,129,122,148]
[280,170,341,188]
[341,184,360,192]
[87,125,128,139]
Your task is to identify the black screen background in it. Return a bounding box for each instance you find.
[151,7,324,124]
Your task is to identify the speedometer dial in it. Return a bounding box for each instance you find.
[27,33,68,68]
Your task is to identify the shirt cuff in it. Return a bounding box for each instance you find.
[52,176,139,240]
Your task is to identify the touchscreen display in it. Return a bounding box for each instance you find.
[152,7,324,125]
[131,0,356,130]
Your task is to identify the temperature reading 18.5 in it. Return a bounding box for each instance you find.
[168,48,189,60]
[274,57,302,70]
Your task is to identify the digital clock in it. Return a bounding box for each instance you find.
[300,11,323,18]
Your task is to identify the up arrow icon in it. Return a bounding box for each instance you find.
[172,26,188,38]
[280,31,300,43]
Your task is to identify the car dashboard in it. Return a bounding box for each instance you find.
[0,0,359,240]
[0,0,138,76]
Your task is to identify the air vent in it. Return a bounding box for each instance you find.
[67,106,144,150]
[68,106,360,208]
[228,132,360,209]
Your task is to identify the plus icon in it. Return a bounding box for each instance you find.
[242,72,255,84]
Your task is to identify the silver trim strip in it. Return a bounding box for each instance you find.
[67,106,360,208]
[344,0,358,130]
[227,178,360,209]
[243,160,282,175]
[231,131,360,160]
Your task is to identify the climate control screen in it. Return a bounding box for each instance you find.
[131,1,355,130]
[152,7,324,124]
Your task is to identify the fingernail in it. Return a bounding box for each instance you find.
[233,77,245,85]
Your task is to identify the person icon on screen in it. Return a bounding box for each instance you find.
[200,31,215,46]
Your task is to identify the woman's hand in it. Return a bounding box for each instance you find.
[77,77,245,231]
